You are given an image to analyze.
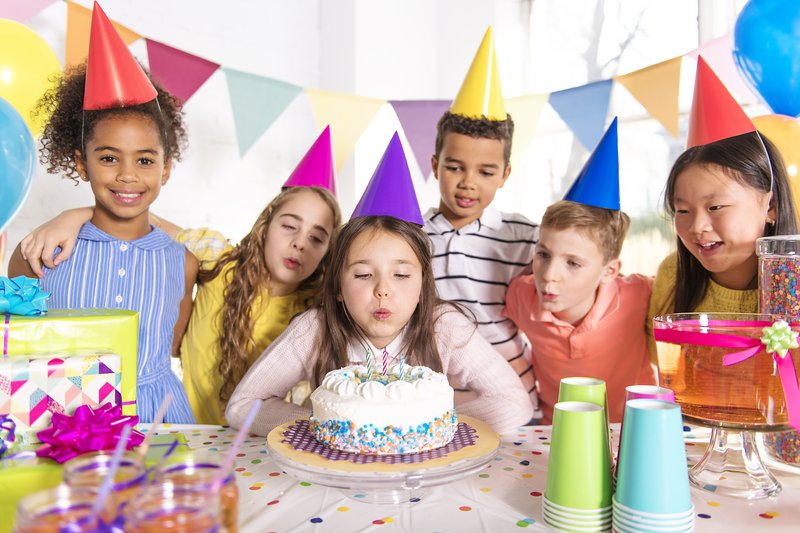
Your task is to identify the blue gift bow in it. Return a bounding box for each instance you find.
[0,276,49,316]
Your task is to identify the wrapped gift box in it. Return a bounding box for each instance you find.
[0,454,62,533]
[1,309,138,441]
[0,350,124,443]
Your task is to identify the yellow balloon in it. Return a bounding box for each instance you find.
[754,114,800,213]
[0,19,61,136]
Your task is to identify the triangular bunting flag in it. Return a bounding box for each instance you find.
[389,99,450,180]
[0,0,57,22]
[615,57,682,138]
[66,1,140,68]
[305,88,386,171]
[548,80,613,151]
[688,33,760,106]
[505,93,548,168]
[223,68,302,157]
[146,39,220,103]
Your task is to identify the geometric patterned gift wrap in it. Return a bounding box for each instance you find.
[0,350,122,444]
[1,308,138,423]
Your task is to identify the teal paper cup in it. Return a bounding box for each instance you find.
[614,399,692,515]
[545,401,613,510]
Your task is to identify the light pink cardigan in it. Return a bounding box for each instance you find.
[225,306,534,436]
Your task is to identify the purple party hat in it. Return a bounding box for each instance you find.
[563,117,620,210]
[350,132,423,225]
[283,126,337,195]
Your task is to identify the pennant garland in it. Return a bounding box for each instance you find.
[615,57,682,138]
[223,68,303,157]
[305,88,386,171]
[41,2,762,169]
[145,39,220,103]
[66,1,140,68]
[389,100,450,179]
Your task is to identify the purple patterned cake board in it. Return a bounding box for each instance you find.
[281,420,477,464]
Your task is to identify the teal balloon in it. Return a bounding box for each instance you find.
[0,97,35,233]
[734,0,800,117]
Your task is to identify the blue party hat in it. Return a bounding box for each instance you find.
[350,133,423,225]
[563,117,620,210]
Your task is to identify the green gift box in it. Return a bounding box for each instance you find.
[143,432,190,467]
[0,454,63,533]
[2,309,138,425]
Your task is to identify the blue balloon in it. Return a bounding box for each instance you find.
[734,0,800,117]
[0,97,35,234]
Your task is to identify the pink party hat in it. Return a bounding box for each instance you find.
[350,132,423,225]
[283,126,336,195]
[83,2,157,110]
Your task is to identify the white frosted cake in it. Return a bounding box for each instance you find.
[309,364,457,454]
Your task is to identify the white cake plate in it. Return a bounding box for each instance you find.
[266,415,500,504]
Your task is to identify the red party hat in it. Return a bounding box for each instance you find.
[687,56,755,148]
[83,2,157,110]
[283,126,336,196]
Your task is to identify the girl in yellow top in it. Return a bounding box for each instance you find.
[181,185,339,423]
[648,132,798,344]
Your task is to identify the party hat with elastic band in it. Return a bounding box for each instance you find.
[687,56,756,149]
[83,1,157,110]
[564,117,620,211]
[450,26,506,120]
[350,132,423,225]
[283,126,337,196]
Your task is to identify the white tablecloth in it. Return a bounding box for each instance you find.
[143,423,800,532]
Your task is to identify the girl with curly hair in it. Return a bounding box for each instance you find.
[7,55,198,423]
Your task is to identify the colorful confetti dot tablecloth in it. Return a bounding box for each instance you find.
[140,423,800,532]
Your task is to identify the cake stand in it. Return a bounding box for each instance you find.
[266,415,500,504]
[653,313,800,499]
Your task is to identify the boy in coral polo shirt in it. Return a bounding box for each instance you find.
[504,119,655,424]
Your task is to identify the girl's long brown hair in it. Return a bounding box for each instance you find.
[314,216,469,386]
[207,186,341,403]
[663,132,799,312]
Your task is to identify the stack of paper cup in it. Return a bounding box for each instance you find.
[544,401,613,532]
[613,399,693,533]
[614,385,676,487]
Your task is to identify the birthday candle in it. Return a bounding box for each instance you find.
[382,348,388,375]
[366,349,373,377]
[398,356,405,380]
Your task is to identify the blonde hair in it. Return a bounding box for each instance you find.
[203,186,341,403]
[541,200,630,262]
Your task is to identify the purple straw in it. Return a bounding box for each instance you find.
[210,399,262,492]
[90,424,133,517]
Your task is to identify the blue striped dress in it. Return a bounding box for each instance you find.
[42,222,196,424]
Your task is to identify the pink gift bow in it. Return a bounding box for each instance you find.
[35,403,144,463]
[653,320,800,431]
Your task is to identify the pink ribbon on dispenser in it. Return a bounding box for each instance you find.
[35,403,144,463]
[654,321,800,431]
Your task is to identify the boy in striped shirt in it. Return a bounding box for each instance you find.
[424,28,540,419]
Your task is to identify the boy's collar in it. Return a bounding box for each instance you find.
[425,206,502,231]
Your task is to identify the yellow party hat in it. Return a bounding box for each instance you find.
[450,26,506,120]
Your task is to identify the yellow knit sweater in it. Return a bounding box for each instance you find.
[646,252,758,360]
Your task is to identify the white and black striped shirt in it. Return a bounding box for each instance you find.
[424,207,540,414]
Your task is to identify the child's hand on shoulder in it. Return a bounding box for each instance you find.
[21,207,93,277]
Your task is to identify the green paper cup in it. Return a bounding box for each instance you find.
[545,401,613,510]
[558,377,608,408]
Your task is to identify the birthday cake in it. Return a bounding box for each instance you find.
[309,364,457,454]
